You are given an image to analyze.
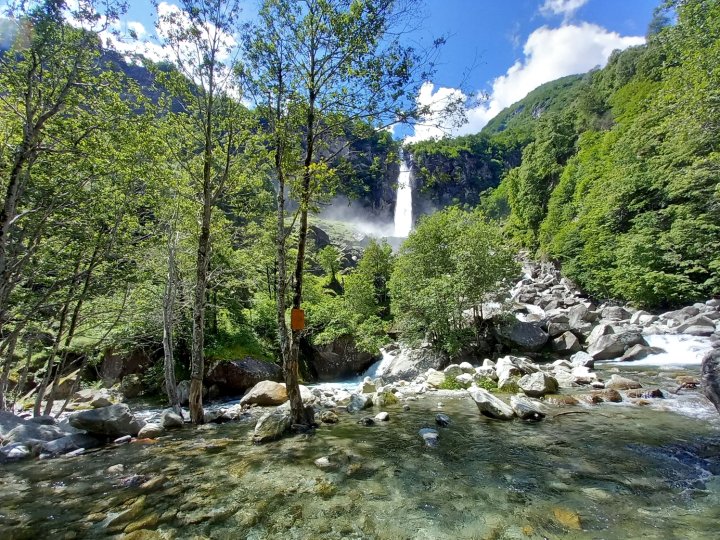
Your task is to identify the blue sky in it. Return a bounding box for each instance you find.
[81,0,659,138]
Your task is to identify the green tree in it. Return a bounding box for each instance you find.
[389,207,517,354]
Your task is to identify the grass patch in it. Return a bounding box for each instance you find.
[438,376,466,390]
[206,326,274,362]
[475,377,498,391]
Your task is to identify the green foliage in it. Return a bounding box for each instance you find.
[438,376,466,390]
[493,0,720,308]
[389,207,518,354]
[475,377,498,392]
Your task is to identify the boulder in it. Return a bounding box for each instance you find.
[69,404,144,437]
[425,370,446,388]
[458,362,475,373]
[359,378,376,394]
[99,347,152,388]
[374,412,389,422]
[137,423,164,439]
[306,335,377,381]
[252,407,292,443]
[435,414,451,427]
[4,422,68,445]
[0,443,32,462]
[518,372,559,397]
[468,388,515,420]
[176,380,191,406]
[620,344,663,362]
[0,411,27,438]
[510,395,546,421]
[587,324,614,346]
[587,332,647,360]
[590,389,623,403]
[701,350,720,414]
[120,374,143,399]
[443,364,464,378]
[547,322,571,338]
[319,411,339,424]
[606,374,642,390]
[160,409,184,429]
[455,373,474,388]
[27,415,56,425]
[552,331,581,354]
[346,393,372,413]
[206,358,283,397]
[495,320,549,352]
[601,306,629,321]
[567,304,589,328]
[372,391,398,407]
[374,347,448,382]
[240,381,289,406]
[677,315,716,336]
[41,433,102,456]
[570,351,594,369]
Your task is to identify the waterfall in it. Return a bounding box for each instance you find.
[393,156,413,237]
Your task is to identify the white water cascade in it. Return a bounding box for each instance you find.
[393,157,413,237]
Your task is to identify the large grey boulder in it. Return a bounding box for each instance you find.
[41,433,102,456]
[701,350,720,414]
[252,407,292,443]
[307,335,377,381]
[347,393,372,413]
[587,324,614,346]
[510,395,546,421]
[677,315,716,336]
[601,306,630,321]
[240,381,289,406]
[495,320,549,352]
[69,404,144,437]
[587,332,647,360]
[468,388,515,420]
[4,422,69,445]
[0,443,32,463]
[552,331,581,354]
[206,357,283,397]
[119,374,143,398]
[570,351,595,369]
[0,411,27,438]
[160,409,184,429]
[518,372,559,397]
[374,347,448,382]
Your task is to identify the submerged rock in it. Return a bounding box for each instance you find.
[69,404,144,437]
[4,422,69,445]
[606,374,642,391]
[468,388,515,420]
[419,428,439,448]
[435,413,451,427]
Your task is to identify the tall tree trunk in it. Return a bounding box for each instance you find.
[163,230,181,414]
[0,333,18,411]
[285,90,317,427]
[11,341,32,412]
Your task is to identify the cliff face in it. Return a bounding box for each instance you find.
[406,135,522,218]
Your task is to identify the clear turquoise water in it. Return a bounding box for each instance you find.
[1,364,719,539]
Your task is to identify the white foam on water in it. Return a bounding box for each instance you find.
[611,334,715,367]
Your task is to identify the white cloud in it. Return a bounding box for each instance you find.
[407,22,645,141]
[404,82,467,144]
[540,0,589,18]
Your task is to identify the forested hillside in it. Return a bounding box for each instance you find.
[414,0,719,309]
[500,0,720,308]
